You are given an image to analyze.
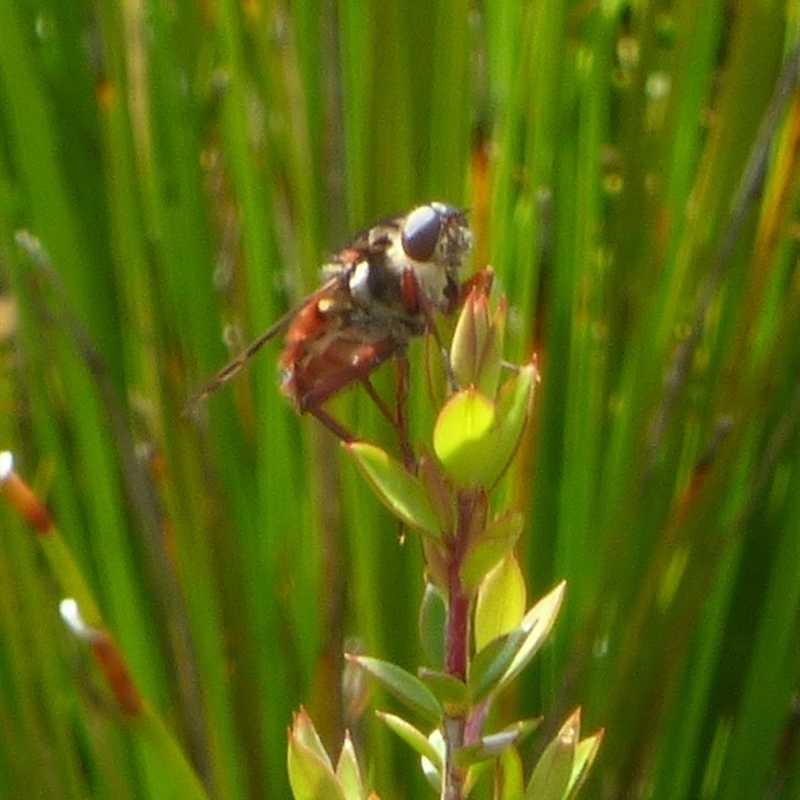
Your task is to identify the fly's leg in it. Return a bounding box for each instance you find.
[305,404,357,443]
[296,352,415,468]
[308,379,415,471]
[359,365,415,472]
[360,377,398,427]
[394,353,416,472]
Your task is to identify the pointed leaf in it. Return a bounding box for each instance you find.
[419,583,447,667]
[468,627,527,704]
[486,363,537,483]
[475,298,506,399]
[336,733,365,800]
[474,552,526,651]
[347,655,442,723]
[525,710,579,800]
[450,283,490,389]
[565,728,604,800]
[454,717,540,765]
[287,710,345,800]
[495,581,566,695]
[418,669,468,713]
[288,742,345,800]
[417,452,456,534]
[421,729,446,791]
[460,510,524,591]
[450,287,505,397]
[345,442,441,538]
[290,707,334,767]
[456,729,520,765]
[420,534,448,592]
[377,712,442,770]
[495,746,525,800]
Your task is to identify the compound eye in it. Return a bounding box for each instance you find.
[401,205,443,262]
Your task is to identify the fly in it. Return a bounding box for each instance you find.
[189,201,488,467]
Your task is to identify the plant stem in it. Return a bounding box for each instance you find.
[442,566,469,799]
[441,714,466,800]
[445,565,470,681]
[441,491,481,799]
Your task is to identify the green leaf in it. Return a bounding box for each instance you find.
[346,655,442,724]
[494,581,566,695]
[475,298,506,399]
[345,442,442,538]
[287,742,345,800]
[376,712,443,770]
[565,728,604,800]
[416,453,456,535]
[290,707,333,767]
[433,389,497,486]
[335,733,365,800]
[450,283,505,398]
[418,583,447,667]
[460,510,524,591]
[487,363,538,481]
[457,729,520,766]
[287,709,345,800]
[468,627,527,704]
[467,582,566,705]
[474,552,526,652]
[450,280,490,389]
[454,717,540,765]
[433,364,538,489]
[420,534,449,592]
[495,746,525,800]
[525,710,579,800]
[421,729,446,791]
[418,669,468,713]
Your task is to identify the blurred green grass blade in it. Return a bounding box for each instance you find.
[552,6,618,642]
[715,430,800,798]
[0,514,89,800]
[426,0,472,200]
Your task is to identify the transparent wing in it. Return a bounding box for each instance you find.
[185,276,341,411]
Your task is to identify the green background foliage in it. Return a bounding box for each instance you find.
[1,0,797,798]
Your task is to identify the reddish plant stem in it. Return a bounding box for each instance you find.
[445,491,477,680]
[445,557,470,681]
[443,551,469,799]
[441,492,480,799]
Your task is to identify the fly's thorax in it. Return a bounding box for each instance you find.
[325,201,472,316]
[347,256,401,308]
